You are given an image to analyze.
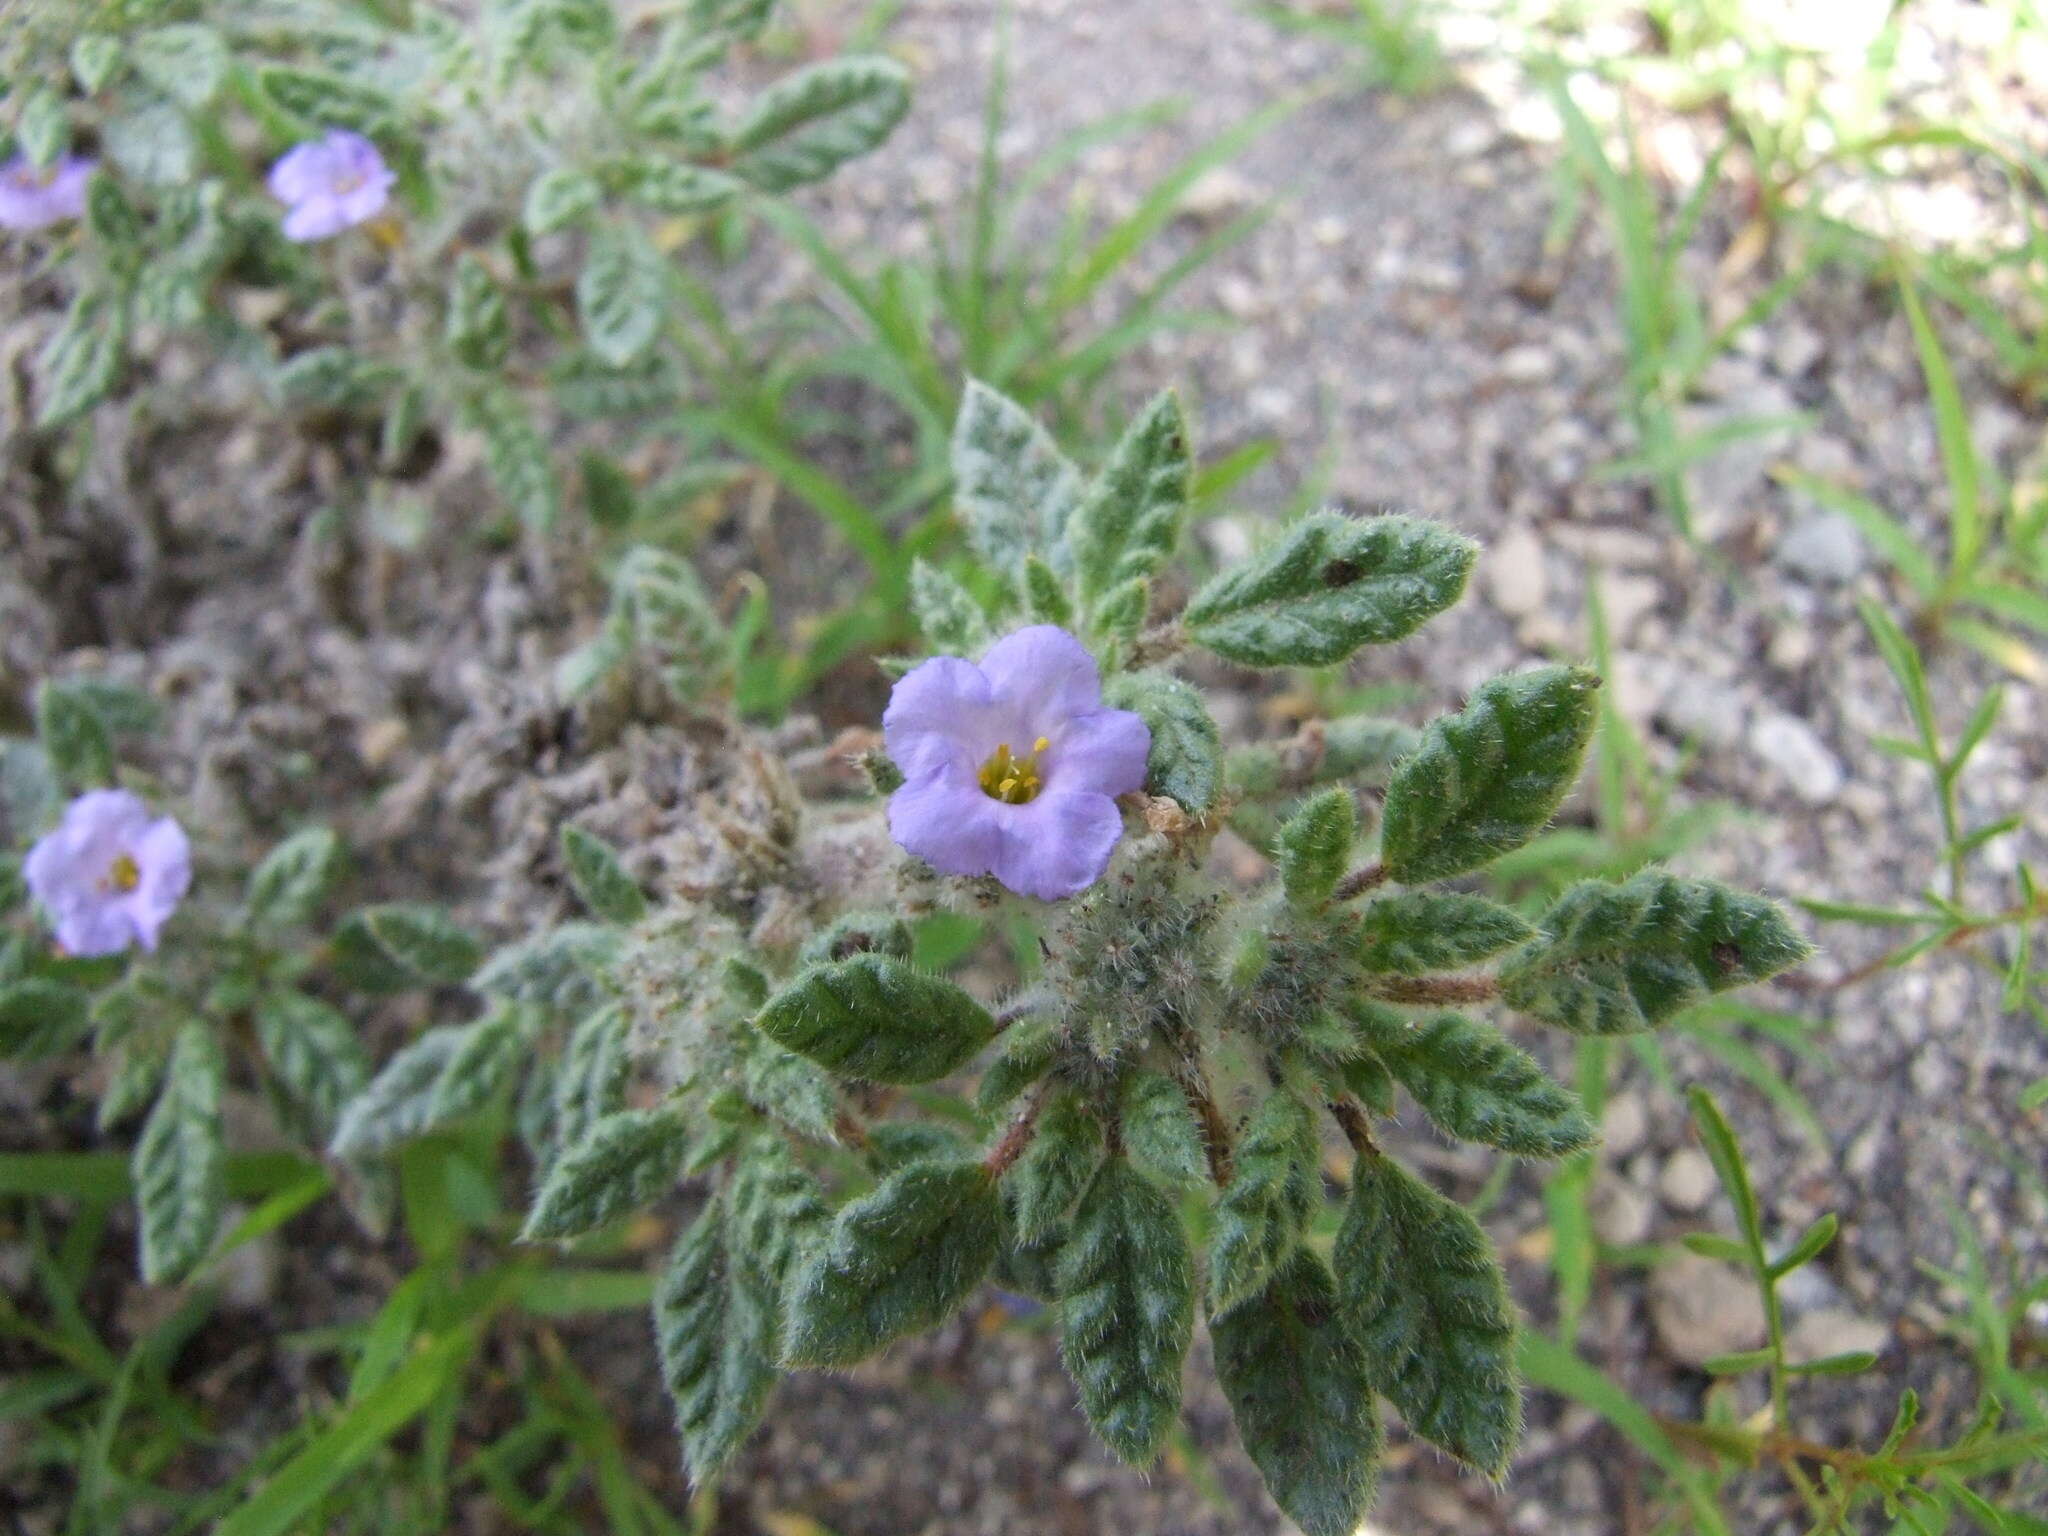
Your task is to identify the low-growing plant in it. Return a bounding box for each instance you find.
[322,381,1812,1528]
[1525,1090,2048,1532]
[1548,77,1819,539]
[2,0,909,536]
[1247,0,1451,98]
[1779,279,2048,680]
[1801,599,2048,1109]
[678,41,1293,711]
[0,674,542,1286]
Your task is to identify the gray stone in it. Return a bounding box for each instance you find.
[1601,1090,1649,1160]
[1658,1147,1718,1213]
[1749,711,1846,805]
[1485,523,1549,620]
[1775,512,1870,584]
[1650,1253,1768,1366]
[1787,1307,1889,1365]
[1591,1180,1655,1246]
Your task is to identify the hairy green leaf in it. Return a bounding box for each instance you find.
[1057,1160,1194,1465]
[729,57,910,192]
[612,544,730,695]
[655,1195,779,1482]
[16,88,67,170]
[523,1107,688,1241]
[553,1003,633,1154]
[273,347,395,411]
[1186,511,1475,668]
[689,0,775,40]
[71,34,123,94]
[256,990,368,1142]
[524,167,601,233]
[359,903,482,985]
[1352,1008,1594,1158]
[131,24,226,107]
[1212,1250,1381,1536]
[85,172,143,260]
[104,103,195,186]
[245,826,342,934]
[783,1160,1002,1366]
[446,253,511,372]
[467,386,560,533]
[1500,872,1812,1035]
[1276,787,1355,908]
[952,381,1083,580]
[1380,666,1599,883]
[738,1027,839,1142]
[0,978,91,1058]
[1021,554,1075,626]
[471,924,617,1017]
[1209,1087,1320,1316]
[756,955,995,1085]
[36,287,127,429]
[560,825,647,924]
[622,160,746,214]
[974,1015,1059,1113]
[578,224,666,368]
[426,1004,534,1125]
[909,559,992,656]
[1007,1089,1105,1240]
[257,66,398,132]
[134,1025,225,1284]
[329,1022,477,1157]
[1119,1069,1208,1186]
[1102,670,1220,814]
[1069,390,1189,608]
[727,1131,831,1291]
[35,681,114,790]
[1336,1154,1519,1475]
[1353,891,1531,975]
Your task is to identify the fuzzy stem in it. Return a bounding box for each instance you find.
[992,994,1043,1034]
[1365,972,1500,1005]
[1125,620,1187,669]
[1167,1054,1236,1187]
[1329,1094,1380,1160]
[1333,861,1387,901]
[982,1082,1052,1178]
[832,1108,873,1153]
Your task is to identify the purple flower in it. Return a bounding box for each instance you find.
[0,154,92,232]
[23,790,192,957]
[267,130,395,242]
[884,626,1150,901]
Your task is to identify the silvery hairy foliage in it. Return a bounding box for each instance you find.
[329,383,1810,1529]
[4,0,907,532]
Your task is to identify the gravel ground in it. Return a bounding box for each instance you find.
[3,1,2045,1532]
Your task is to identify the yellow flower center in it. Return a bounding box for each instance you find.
[104,853,141,894]
[978,736,1052,805]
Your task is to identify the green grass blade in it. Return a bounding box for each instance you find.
[217,1323,482,1536]
[1049,95,1296,315]
[1517,1333,1734,1536]
[1899,274,1983,580]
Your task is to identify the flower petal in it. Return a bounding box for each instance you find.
[1046,705,1149,799]
[281,197,350,242]
[55,901,140,959]
[889,777,1004,880]
[992,791,1125,900]
[977,626,1104,736]
[883,655,994,780]
[266,140,334,204]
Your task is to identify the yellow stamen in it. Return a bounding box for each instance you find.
[977,737,1052,805]
[105,853,140,894]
